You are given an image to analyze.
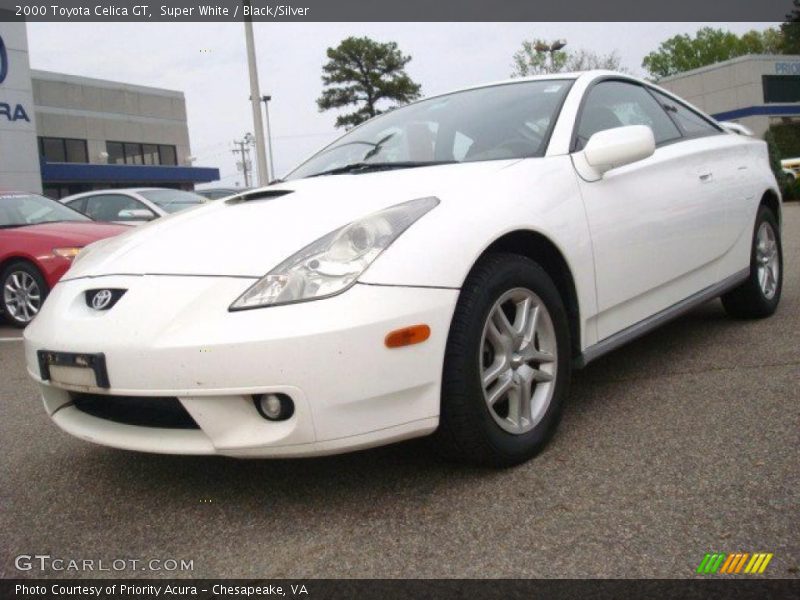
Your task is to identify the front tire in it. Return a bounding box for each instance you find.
[1,261,48,327]
[435,253,571,467]
[721,206,782,319]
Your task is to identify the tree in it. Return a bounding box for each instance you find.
[642,27,783,79]
[781,0,800,54]
[511,39,625,77]
[317,36,422,129]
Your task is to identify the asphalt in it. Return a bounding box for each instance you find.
[1,206,798,580]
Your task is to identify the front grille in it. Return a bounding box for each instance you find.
[71,393,200,429]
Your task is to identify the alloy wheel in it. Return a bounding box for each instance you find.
[3,270,42,324]
[479,288,557,435]
[756,221,780,300]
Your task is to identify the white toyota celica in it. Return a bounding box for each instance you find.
[24,71,783,466]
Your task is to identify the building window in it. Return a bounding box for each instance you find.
[763,75,800,103]
[38,137,88,163]
[124,142,143,165]
[107,141,125,164]
[158,145,177,166]
[142,144,159,165]
[105,141,178,166]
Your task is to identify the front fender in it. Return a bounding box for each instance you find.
[359,155,599,348]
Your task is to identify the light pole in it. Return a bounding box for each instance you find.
[534,39,567,72]
[261,95,275,182]
[243,1,268,187]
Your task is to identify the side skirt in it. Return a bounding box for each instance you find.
[574,268,750,369]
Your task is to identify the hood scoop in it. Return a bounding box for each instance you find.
[225,189,294,204]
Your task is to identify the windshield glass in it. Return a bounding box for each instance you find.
[287,79,573,180]
[0,193,90,228]
[138,189,206,214]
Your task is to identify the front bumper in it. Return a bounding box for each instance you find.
[24,275,458,457]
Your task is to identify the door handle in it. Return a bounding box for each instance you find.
[698,171,713,182]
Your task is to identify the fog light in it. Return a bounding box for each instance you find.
[253,393,294,421]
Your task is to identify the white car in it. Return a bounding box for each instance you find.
[60,188,207,225]
[24,71,782,466]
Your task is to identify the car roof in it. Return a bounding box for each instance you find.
[417,70,637,104]
[60,188,173,202]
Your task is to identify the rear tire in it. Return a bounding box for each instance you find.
[434,253,571,467]
[721,206,782,319]
[1,260,48,328]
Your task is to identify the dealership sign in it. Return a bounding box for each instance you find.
[775,62,800,75]
[0,34,31,122]
[0,34,7,83]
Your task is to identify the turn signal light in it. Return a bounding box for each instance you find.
[53,247,82,260]
[385,324,431,348]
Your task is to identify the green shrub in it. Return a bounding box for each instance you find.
[784,175,800,201]
[769,122,800,158]
[763,128,787,193]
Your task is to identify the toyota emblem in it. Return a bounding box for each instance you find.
[91,289,113,310]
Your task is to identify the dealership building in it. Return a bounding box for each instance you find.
[0,19,219,197]
[658,54,800,139]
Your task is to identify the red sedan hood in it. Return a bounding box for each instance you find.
[11,221,130,245]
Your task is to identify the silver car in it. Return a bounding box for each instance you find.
[60,188,207,225]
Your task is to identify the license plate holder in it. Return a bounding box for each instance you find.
[37,351,110,388]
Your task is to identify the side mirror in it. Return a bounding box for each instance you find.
[575,125,655,180]
[118,208,156,221]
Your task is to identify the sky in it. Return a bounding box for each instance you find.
[26,21,778,187]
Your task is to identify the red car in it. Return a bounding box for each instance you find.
[0,191,129,327]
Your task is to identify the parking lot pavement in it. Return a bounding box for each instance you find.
[0,326,23,340]
[1,205,798,580]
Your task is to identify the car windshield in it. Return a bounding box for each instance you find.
[0,193,90,228]
[138,189,206,214]
[286,79,573,180]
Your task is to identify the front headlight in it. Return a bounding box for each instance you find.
[230,196,439,310]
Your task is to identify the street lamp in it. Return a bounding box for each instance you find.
[243,4,268,187]
[260,95,275,182]
[534,39,567,72]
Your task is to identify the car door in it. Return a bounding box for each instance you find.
[648,88,752,259]
[83,194,157,225]
[573,80,729,340]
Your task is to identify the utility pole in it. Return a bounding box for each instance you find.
[243,0,269,187]
[232,134,253,187]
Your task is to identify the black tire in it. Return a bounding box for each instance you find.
[434,253,572,467]
[1,260,49,328]
[721,205,782,319]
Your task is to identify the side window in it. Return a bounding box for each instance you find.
[649,89,722,138]
[575,80,681,150]
[84,195,154,222]
[65,198,86,214]
[452,131,475,161]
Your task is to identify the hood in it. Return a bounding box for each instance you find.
[7,221,130,246]
[65,160,521,279]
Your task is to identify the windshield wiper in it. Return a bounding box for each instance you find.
[307,160,456,178]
